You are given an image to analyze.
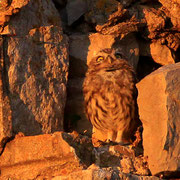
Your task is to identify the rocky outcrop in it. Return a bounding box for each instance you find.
[137,62,180,177]
[0,36,12,150]
[0,0,180,179]
[0,0,69,139]
[0,132,92,179]
[65,32,139,135]
[62,0,180,135]
[0,131,157,179]
[87,32,139,69]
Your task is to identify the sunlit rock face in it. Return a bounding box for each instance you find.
[0,0,69,138]
[137,63,180,176]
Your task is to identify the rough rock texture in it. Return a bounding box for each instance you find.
[66,32,139,135]
[0,131,156,179]
[66,0,88,26]
[137,62,180,177]
[85,0,119,25]
[64,34,90,134]
[65,78,92,135]
[69,34,90,77]
[0,0,180,178]
[159,0,180,29]
[87,33,139,69]
[139,40,175,66]
[0,36,12,149]
[0,0,29,33]
[0,132,93,179]
[0,0,69,136]
[53,168,158,180]
[61,0,180,137]
[149,41,175,65]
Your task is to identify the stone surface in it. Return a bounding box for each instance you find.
[0,0,29,33]
[53,168,159,180]
[143,7,166,39]
[66,34,91,134]
[0,36,12,148]
[64,78,92,135]
[87,33,139,70]
[0,131,154,179]
[0,132,93,179]
[66,0,88,26]
[137,62,180,176]
[159,0,180,29]
[85,0,119,25]
[0,0,69,136]
[69,34,90,77]
[66,32,139,135]
[139,41,175,66]
[150,41,175,65]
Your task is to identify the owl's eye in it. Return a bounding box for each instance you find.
[115,52,123,59]
[96,56,104,63]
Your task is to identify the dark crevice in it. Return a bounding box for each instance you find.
[2,36,10,95]
[0,136,15,156]
[136,56,162,80]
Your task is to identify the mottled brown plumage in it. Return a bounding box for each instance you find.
[83,48,140,144]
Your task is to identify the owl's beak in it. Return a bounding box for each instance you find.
[107,56,113,64]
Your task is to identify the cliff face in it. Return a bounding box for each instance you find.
[0,0,180,179]
[0,0,69,139]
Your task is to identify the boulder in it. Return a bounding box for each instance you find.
[64,78,92,135]
[0,36,12,149]
[66,0,88,25]
[0,0,69,136]
[69,34,90,77]
[137,62,180,177]
[53,168,159,180]
[150,41,175,65]
[87,33,139,70]
[139,40,175,65]
[0,132,93,179]
[159,0,180,29]
[67,32,139,135]
[0,131,155,179]
[143,7,166,39]
[0,0,29,33]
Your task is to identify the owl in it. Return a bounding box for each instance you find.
[83,48,140,144]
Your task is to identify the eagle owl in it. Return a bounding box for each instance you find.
[83,48,140,144]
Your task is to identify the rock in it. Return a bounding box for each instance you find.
[139,40,175,65]
[0,0,69,136]
[137,62,180,177]
[150,41,175,65]
[0,0,27,33]
[0,36,12,149]
[53,0,66,6]
[65,34,91,135]
[159,0,180,29]
[0,131,158,179]
[85,0,119,25]
[0,132,93,179]
[87,33,139,70]
[69,34,90,77]
[53,168,159,180]
[64,78,92,135]
[67,32,139,136]
[66,0,88,26]
[143,7,166,39]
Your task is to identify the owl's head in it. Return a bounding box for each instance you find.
[88,48,128,72]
